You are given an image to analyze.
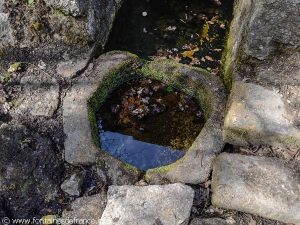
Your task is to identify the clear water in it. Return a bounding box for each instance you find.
[99,130,184,170]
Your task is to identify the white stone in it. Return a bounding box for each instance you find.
[99,183,194,225]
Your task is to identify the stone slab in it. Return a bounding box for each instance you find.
[99,184,194,225]
[224,81,300,148]
[62,193,107,224]
[211,153,300,225]
[12,74,59,118]
[63,51,135,165]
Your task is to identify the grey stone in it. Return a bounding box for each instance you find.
[143,60,227,184]
[0,123,63,218]
[63,51,136,165]
[60,173,84,196]
[46,0,123,48]
[96,154,141,185]
[99,184,194,225]
[227,0,300,60]
[62,192,107,224]
[189,218,229,225]
[56,58,89,79]
[211,153,300,225]
[88,0,124,47]
[45,0,87,17]
[12,74,59,118]
[224,81,300,148]
[245,0,300,59]
[0,13,15,48]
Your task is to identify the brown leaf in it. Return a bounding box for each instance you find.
[205,55,214,61]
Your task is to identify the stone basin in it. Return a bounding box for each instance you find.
[63,51,227,184]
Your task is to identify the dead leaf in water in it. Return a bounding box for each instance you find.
[205,55,214,61]
[182,47,199,59]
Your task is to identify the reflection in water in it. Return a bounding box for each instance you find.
[99,131,185,171]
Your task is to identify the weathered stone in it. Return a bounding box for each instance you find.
[0,13,15,48]
[88,0,124,47]
[190,218,229,225]
[56,58,89,79]
[0,123,63,218]
[60,173,84,196]
[224,81,300,148]
[223,0,300,89]
[143,60,227,184]
[211,153,300,225]
[62,192,107,224]
[96,154,141,185]
[46,0,123,47]
[63,51,136,165]
[12,74,59,118]
[227,0,300,61]
[45,0,87,17]
[99,184,194,225]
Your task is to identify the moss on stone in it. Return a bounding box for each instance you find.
[87,55,225,176]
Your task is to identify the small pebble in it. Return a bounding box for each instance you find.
[142,11,148,16]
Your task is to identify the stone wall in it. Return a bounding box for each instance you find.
[0,0,123,51]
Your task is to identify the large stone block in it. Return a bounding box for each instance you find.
[63,51,136,165]
[45,0,87,17]
[211,153,300,225]
[226,0,300,61]
[224,81,300,148]
[99,184,194,225]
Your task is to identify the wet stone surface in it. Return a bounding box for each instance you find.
[97,77,205,170]
[106,0,233,74]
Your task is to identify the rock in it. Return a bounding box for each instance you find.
[88,0,124,47]
[45,0,87,17]
[211,153,300,225]
[227,0,300,61]
[143,60,227,184]
[12,74,59,118]
[0,123,63,219]
[99,184,194,225]
[0,13,15,48]
[190,218,229,225]
[224,81,300,148]
[223,0,300,88]
[63,51,136,165]
[62,192,107,223]
[56,58,89,79]
[60,173,84,196]
[47,0,123,47]
[96,154,141,185]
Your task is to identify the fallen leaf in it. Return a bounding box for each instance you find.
[205,56,214,61]
[181,47,199,59]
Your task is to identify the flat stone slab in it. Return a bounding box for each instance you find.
[12,74,59,118]
[62,192,107,223]
[224,81,300,148]
[63,51,136,165]
[99,184,194,225]
[211,153,300,225]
